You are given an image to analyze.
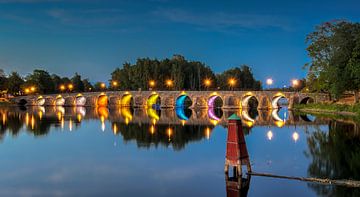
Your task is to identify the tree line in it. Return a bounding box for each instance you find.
[304,20,360,100]
[110,55,261,91]
[0,55,261,96]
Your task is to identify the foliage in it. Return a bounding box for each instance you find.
[110,55,261,91]
[306,121,360,197]
[25,69,55,94]
[6,72,24,95]
[305,20,360,99]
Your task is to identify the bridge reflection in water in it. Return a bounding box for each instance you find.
[0,105,324,150]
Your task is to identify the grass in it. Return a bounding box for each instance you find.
[294,103,360,116]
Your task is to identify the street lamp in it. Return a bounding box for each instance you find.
[165,79,173,89]
[30,86,36,92]
[204,79,211,90]
[68,84,74,91]
[149,80,155,90]
[228,78,236,90]
[112,81,118,90]
[100,83,106,89]
[266,78,273,90]
[292,79,300,92]
[60,85,66,91]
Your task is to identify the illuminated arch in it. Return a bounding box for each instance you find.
[37,96,45,106]
[147,93,161,109]
[300,97,314,104]
[176,94,193,108]
[271,109,286,128]
[97,93,108,107]
[241,93,259,108]
[55,95,65,106]
[120,107,133,123]
[75,94,86,106]
[271,93,289,109]
[175,107,192,120]
[241,109,256,127]
[208,107,223,121]
[207,93,223,108]
[147,108,160,120]
[121,93,134,107]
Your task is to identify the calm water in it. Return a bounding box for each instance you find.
[0,106,360,197]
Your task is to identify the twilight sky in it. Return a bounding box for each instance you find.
[0,0,359,87]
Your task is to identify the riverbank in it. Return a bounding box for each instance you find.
[0,99,11,106]
[294,103,360,117]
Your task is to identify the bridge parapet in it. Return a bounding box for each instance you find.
[9,91,330,109]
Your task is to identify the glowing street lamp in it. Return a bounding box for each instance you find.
[25,88,30,94]
[60,85,66,91]
[292,79,299,87]
[165,79,173,89]
[112,81,118,87]
[228,78,236,90]
[100,83,106,89]
[68,84,74,91]
[30,86,36,92]
[204,79,211,90]
[149,80,155,89]
[266,78,273,85]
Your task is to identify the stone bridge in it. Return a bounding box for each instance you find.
[10,90,329,109]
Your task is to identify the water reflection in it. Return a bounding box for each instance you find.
[305,121,360,196]
[1,106,360,196]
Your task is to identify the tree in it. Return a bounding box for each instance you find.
[0,69,7,92]
[7,72,24,95]
[305,20,360,99]
[71,73,85,92]
[82,79,94,92]
[25,69,55,94]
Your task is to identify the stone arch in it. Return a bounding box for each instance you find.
[208,94,223,108]
[75,94,86,106]
[241,93,259,109]
[300,97,315,104]
[18,99,27,106]
[55,95,65,106]
[176,94,193,108]
[271,109,286,128]
[271,93,289,109]
[208,107,223,121]
[36,96,45,106]
[147,93,161,109]
[97,94,109,107]
[120,93,134,107]
[241,109,256,127]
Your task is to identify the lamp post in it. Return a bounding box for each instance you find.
[68,84,74,92]
[204,79,211,91]
[228,78,236,91]
[112,81,118,90]
[60,85,66,92]
[100,83,106,90]
[266,78,273,90]
[165,79,173,90]
[149,80,155,90]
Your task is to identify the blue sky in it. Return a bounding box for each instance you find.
[0,0,359,87]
